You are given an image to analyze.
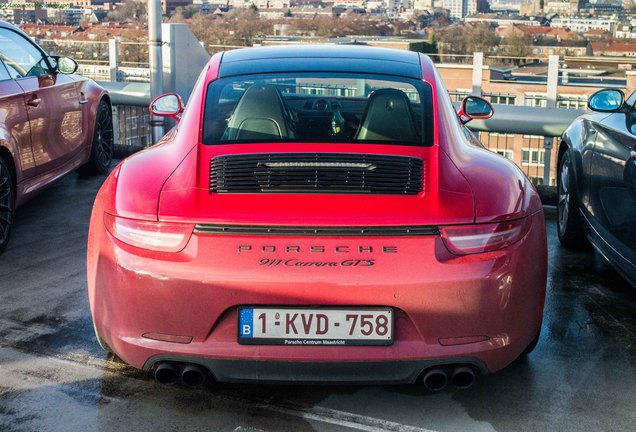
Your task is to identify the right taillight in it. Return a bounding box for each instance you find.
[439,218,531,255]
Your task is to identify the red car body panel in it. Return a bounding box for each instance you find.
[87,46,547,384]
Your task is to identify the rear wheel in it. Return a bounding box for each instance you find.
[0,157,14,254]
[557,149,588,249]
[78,100,113,175]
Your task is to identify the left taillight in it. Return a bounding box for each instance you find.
[439,217,531,255]
[104,213,194,253]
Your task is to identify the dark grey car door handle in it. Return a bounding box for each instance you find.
[27,97,41,107]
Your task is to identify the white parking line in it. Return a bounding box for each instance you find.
[0,344,439,432]
[251,400,438,432]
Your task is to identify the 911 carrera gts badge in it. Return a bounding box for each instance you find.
[260,258,375,267]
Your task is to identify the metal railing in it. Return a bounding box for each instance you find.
[101,78,582,188]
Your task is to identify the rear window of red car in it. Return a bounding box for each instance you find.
[202,73,434,147]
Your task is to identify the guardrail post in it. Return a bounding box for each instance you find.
[543,55,559,186]
[109,38,119,82]
[111,105,120,146]
[472,52,483,96]
[149,0,165,143]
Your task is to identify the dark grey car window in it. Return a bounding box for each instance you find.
[0,28,50,79]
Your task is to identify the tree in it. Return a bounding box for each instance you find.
[503,32,531,64]
[107,0,147,22]
[465,23,500,56]
[435,23,499,61]
[436,25,468,59]
[170,5,200,21]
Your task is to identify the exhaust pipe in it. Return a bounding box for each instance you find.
[181,363,207,387]
[451,366,475,390]
[154,362,179,385]
[422,368,448,391]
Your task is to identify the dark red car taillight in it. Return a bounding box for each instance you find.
[439,218,531,255]
[104,213,194,253]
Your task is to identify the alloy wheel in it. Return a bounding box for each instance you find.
[95,104,114,169]
[0,160,13,249]
[558,157,570,235]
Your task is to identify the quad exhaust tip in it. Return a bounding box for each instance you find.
[181,363,207,388]
[451,366,475,390]
[422,365,476,391]
[422,368,449,391]
[154,362,179,385]
[154,362,208,387]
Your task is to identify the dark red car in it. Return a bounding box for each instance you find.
[0,21,113,253]
[87,46,547,390]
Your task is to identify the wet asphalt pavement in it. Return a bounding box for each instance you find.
[1,171,636,432]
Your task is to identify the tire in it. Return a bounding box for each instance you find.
[78,100,114,175]
[557,149,588,249]
[0,157,14,255]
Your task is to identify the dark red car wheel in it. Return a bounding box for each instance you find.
[0,157,14,254]
[78,100,114,175]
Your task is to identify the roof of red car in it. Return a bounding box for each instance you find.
[217,45,426,80]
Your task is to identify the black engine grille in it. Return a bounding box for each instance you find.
[209,153,424,194]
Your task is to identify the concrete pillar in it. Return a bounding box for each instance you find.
[108,38,119,82]
[544,54,560,186]
[471,52,483,96]
[161,23,211,104]
[546,55,559,109]
[626,71,636,93]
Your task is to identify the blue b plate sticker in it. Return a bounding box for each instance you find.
[239,308,254,338]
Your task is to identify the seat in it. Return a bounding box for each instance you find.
[354,88,420,143]
[222,84,293,141]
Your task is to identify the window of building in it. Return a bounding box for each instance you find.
[488,132,515,137]
[521,148,545,166]
[495,149,514,160]
[448,89,471,102]
[524,93,548,107]
[557,94,588,109]
[484,93,516,105]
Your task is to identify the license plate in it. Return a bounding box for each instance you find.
[238,307,393,346]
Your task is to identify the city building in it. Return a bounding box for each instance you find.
[550,16,617,34]
[442,0,476,19]
[591,41,636,56]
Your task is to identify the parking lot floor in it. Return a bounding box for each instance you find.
[1,172,635,432]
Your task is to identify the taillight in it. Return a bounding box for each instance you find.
[104,213,194,252]
[439,218,531,255]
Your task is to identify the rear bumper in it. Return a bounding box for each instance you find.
[88,211,547,381]
[142,356,487,385]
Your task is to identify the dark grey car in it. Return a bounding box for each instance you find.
[559,88,636,287]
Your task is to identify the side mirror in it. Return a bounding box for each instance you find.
[588,89,624,113]
[149,93,184,121]
[458,96,494,125]
[51,56,78,74]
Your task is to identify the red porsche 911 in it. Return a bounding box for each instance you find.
[87,46,547,390]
